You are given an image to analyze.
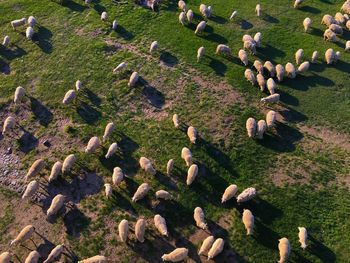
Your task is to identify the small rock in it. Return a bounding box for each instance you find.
[43,139,51,147]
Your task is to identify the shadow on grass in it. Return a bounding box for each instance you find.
[308,234,336,262]
[17,129,38,153]
[160,51,179,67]
[262,13,279,23]
[208,56,227,76]
[0,58,10,75]
[83,89,102,107]
[0,44,27,60]
[29,97,53,126]
[63,205,91,238]
[139,77,165,108]
[256,44,286,62]
[115,25,134,40]
[33,26,53,54]
[210,15,227,24]
[62,0,87,12]
[299,5,321,14]
[76,101,102,124]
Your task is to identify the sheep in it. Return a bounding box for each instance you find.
[10,225,35,246]
[321,14,336,26]
[103,122,115,142]
[101,12,108,21]
[242,34,254,43]
[187,126,197,144]
[261,93,280,104]
[298,227,307,249]
[237,187,256,203]
[128,72,139,87]
[346,41,350,51]
[75,80,82,91]
[2,35,10,47]
[78,256,107,263]
[276,64,284,82]
[334,51,341,63]
[254,32,262,47]
[335,12,346,24]
[244,69,256,85]
[329,23,343,35]
[285,62,296,78]
[156,190,171,200]
[266,78,276,95]
[105,143,118,159]
[167,159,174,176]
[24,251,40,263]
[118,219,129,242]
[278,238,291,263]
[43,244,64,263]
[324,29,336,42]
[22,180,39,199]
[255,4,262,16]
[13,86,26,104]
[179,12,186,26]
[216,44,231,56]
[11,18,26,30]
[172,114,180,128]
[347,20,350,30]
[294,0,303,9]
[244,40,256,55]
[295,49,304,65]
[49,161,62,183]
[181,147,192,167]
[104,183,112,198]
[256,73,265,91]
[154,214,168,236]
[26,27,34,40]
[178,0,186,11]
[161,248,188,262]
[221,184,238,203]
[257,120,267,139]
[264,61,276,77]
[230,11,237,20]
[112,19,118,30]
[253,60,264,74]
[345,14,350,21]
[62,90,76,104]
[139,157,156,175]
[187,10,193,23]
[266,110,276,128]
[135,219,146,242]
[341,1,350,14]
[208,238,224,260]
[311,51,318,63]
[246,118,256,138]
[238,49,248,66]
[325,48,335,64]
[28,16,36,27]
[113,62,126,73]
[62,154,76,174]
[303,17,311,32]
[195,21,206,35]
[47,194,65,217]
[150,41,158,53]
[112,167,124,185]
[85,136,100,153]
[187,164,198,185]
[25,159,44,181]
[0,252,11,263]
[85,0,92,3]
[132,183,150,202]
[2,116,15,135]
[197,46,205,62]
[198,236,215,255]
[207,6,212,17]
[194,207,207,229]
[242,209,254,235]
[297,61,310,73]
[199,4,210,18]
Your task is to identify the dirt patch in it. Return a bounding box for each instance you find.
[75,27,104,37]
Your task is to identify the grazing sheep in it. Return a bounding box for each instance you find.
[22,180,39,199]
[244,40,256,54]
[2,116,15,135]
[341,1,350,14]
[105,143,118,159]
[10,225,35,246]
[238,49,248,66]
[266,78,276,95]
[2,35,10,47]
[197,46,205,62]
[261,93,280,103]
[128,72,139,87]
[244,69,256,85]
[237,187,256,203]
[335,12,346,24]
[194,207,207,229]
[195,21,206,35]
[294,0,303,8]
[0,252,11,263]
[311,51,318,63]
[253,60,264,74]
[178,0,186,11]
[187,164,198,185]
[135,219,146,242]
[104,183,112,198]
[198,236,215,255]
[278,238,291,263]
[216,44,231,56]
[246,118,256,138]
[257,73,265,91]
[242,34,254,43]
[112,19,118,30]
[254,32,262,47]
[181,147,192,167]
[103,122,115,142]
[344,14,350,21]
[187,10,193,23]
[295,49,304,65]
[132,183,150,202]
[266,110,276,128]
[28,16,36,27]
[11,18,26,30]
[199,4,210,18]
[334,51,341,63]
[329,23,343,35]
[62,154,76,174]
[187,126,197,144]
[207,6,212,17]
[347,20,350,30]
[47,194,65,217]
[298,227,308,249]
[208,238,224,260]
[101,12,108,21]
[285,62,296,78]
[78,256,107,263]
[85,136,100,153]
[264,61,276,77]
[297,61,310,73]
[172,114,180,128]
[324,29,336,42]
[167,159,174,175]
[221,184,238,203]
[25,159,45,181]
[14,86,25,104]
[255,4,262,16]
[118,219,129,242]
[26,27,34,39]
[230,11,237,20]
[276,64,284,82]
[179,12,186,25]
[43,244,64,263]
[303,17,312,32]
[321,14,336,26]
[113,62,126,73]
[325,48,335,64]
[150,41,158,53]
[257,120,267,139]
[154,214,168,236]
[242,209,254,235]
[112,167,124,185]
[62,90,76,104]
[345,41,350,51]
[139,157,156,175]
[156,190,171,200]
[162,248,188,262]
[24,251,40,263]
[75,80,82,91]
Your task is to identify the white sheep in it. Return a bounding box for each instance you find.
[197,46,205,62]
[187,164,198,185]
[207,6,212,17]
[78,256,107,263]
[254,32,262,47]
[325,48,335,64]
[128,72,139,87]
[194,207,207,229]
[257,120,267,139]
[261,93,280,104]
[230,11,237,20]
[297,61,310,73]
[181,147,192,167]
[237,187,256,203]
[324,28,336,41]
[294,0,303,9]
[135,219,146,242]
[101,12,108,21]
[216,44,231,56]
[25,159,45,181]
[221,184,238,203]
[154,214,168,236]
[346,20,350,30]
[62,154,76,174]
[329,23,343,35]
[103,122,115,142]
[85,136,100,153]
[43,244,64,263]
[298,227,307,249]
[24,250,40,263]
[198,236,214,255]
[11,18,26,30]
[139,157,156,175]
[264,61,275,78]
[112,19,118,30]
[334,51,341,63]
[28,16,36,27]
[295,49,304,65]
[118,219,129,242]
[199,4,210,18]
[256,73,265,91]
[22,180,39,199]
[341,1,350,14]
[345,41,350,52]
[266,110,276,128]
[62,90,76,104]
[208,238,224,260]
[0,252,11,263]
[285,62,296,78]
[276,64,284,82]
[14,86,25,104]
[26,27,34,40]
[132,183,150,202]
[303,17,312,32]
[242,209,254,235]
[105,143,118,159]
[244,69,256,85]
[104,183,112,198]
[321,14,336,26]
[178,0,186,11]
[150,41,158,53]
[156,190,171,200]
[172,114,180,128]
[85,0,92,3]
[179,12,186,26]
[246,118,256,138]
[10,225,35,246]
[267,78,276,95]
[187,10,193,23]
[2,116,15,135]
[242,34,254,43]
[161,248,188,262]
[187,126,197,144]
[278,238,291,263]
[113,62,126,73]
[195,21,206,35]
[253,60,264,74]
[255,4,262,16]
[47,194,65,217]
[49,161,62,183]
[238,49,248,66]
[112,167,124,185]
[75,80,82,91]
[335,12,346,24]
[167,159,174,176]
[2,35,10,47]
[311,51,318,63]
[244,40,256,55]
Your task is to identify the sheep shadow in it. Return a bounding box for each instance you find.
[333,59,350,73]
[253,220,280,250]
[33,26,53,54]
[200,32,228,44]
[62,0,88,12]
[299,5,321,14]
[139,78,165,108]
[262,13,279,24]
[115,25,134,40]
[100,190,136,215]
[239,19,254,30]
[278,105,308,123]
[208,56,227,76]
[256,44,286,61]
[159,51,178,67]
[63,205,91,237]
[283,73,335,92]
[210,15,227,24]
[17,129,39,153]
[0,59,10,75]
[307,234,336,262]
[93,0,106,13]
[29,97,53,126]
[309,27,324,38]
[0,44,27,60]
[83,88,102,107]
[76,101,102,124]
[278,89,300,106]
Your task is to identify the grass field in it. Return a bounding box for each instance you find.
[0,0,350,262]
